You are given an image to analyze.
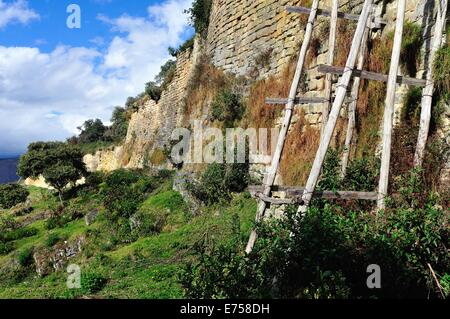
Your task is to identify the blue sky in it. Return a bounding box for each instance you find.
[0,0,194,157]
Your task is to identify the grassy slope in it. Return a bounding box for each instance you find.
[0,185,256,299]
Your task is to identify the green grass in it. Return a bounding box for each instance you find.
[0,187,257,299]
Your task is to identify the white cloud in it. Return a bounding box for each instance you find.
[0,0,193,155]
[0,0,39,29]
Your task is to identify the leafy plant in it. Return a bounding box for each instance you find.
[18,247,34,267]
[18,142,87,203]
[81,272,107,294]
[186,0,212,36]
[210,89,245,127]
[0,184,29,209]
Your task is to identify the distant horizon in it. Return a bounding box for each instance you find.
[0,0,194,156]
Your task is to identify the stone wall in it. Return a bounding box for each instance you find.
[82,0,447,183]
[84,41,201,172]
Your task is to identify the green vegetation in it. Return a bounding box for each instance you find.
[0,184,29,209]
[210,89,245,128]
[77,119,107,144]
[169,36,195,57]
[18,142,87,203]
[188,162,249,205]
[433,44,450,95]
[182,155,449,299]
[186,0,212,36]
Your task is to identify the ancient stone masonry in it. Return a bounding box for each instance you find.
[82,0,447,182]
[84,43,200,171]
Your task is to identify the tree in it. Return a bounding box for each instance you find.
[77,119,107,143]
[17,142,87,204]
[109,106,128,141]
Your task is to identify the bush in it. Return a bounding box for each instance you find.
[0,184,29,209]
[3,227,38,242]
[145,81,162,102]
[18,248,34,267]
[211,89,244,127]
[182,168,449,299]
[189,163,249,205]
[81,272,107,294]
[0,242,14,255]
[46,233,65,247]
[169,36,195,57]
[433,44,450,95]
[186,0,212,36]
[130,209,168,237]
[101,170,158,240]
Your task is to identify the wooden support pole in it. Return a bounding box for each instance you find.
[248,186,378,201]
[414,0,448,167]
[245,0,320,254]
[265,97,327,105]
[341,17,371,177]
[322,0,339,138]
[286,5,386,27]
[377,0,406,210]
[297,0,374,216]
[317,65,426,87]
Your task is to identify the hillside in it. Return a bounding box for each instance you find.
[1,0,449,299]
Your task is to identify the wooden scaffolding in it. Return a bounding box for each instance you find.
[246,0,449,253]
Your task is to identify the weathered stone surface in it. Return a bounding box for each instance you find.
[33,236,85,277]
[84,210,99,226]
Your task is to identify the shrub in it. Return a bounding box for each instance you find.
[131,209,168,237]
[84,171,106,189]
[145,81,162,102]
[0,242,14,255]
[211,89,244,127]
[189,163,249,205]
[81,272,107,294]
[169,36,195,56]
[186,0,212,36]
[18,247,34,267]
[433,44,450,95]
[45,233,65,247]
[342,156,380,191]
[3,227,38,242]
[182,169,449,299]
[399,22,422,76]
[0,184,29,209]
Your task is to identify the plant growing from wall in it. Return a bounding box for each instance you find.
[186,0,212,36]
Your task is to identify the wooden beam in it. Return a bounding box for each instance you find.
[249,185,378,201]
[265,97,327,105]
[297,0,375,216]
[414,0,448,167]
[341,14,371,177]
[317,64,426,87]
[322,0,339,138]
[286,5,385,27]
[377,0,406,210]
[245,0,321,254]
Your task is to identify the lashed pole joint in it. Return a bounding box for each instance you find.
[297,0,375,216]
[245,0,320,254]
